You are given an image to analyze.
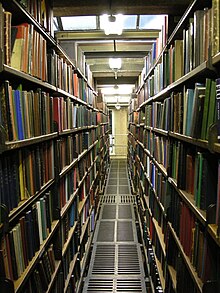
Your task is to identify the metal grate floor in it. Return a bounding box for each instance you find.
[82,159,147,293]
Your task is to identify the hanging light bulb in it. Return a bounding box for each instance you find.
[115,95,121,110]
[101,14,123,35]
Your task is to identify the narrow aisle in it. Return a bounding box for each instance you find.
[82,159,147,293]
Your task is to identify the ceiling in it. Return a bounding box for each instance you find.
[53,0,191,17]
[53,0,191,106]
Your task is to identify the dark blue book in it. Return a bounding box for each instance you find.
[25,210,35,260]
[69,202,75,227]
[14,89,24,140]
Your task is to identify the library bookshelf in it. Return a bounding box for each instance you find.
[0,1,110,292]
[128,0,220,292]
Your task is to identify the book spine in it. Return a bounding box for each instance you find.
[216,78,220,141]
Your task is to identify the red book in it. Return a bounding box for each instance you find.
[73,73,79,97]
[53,97,61,132]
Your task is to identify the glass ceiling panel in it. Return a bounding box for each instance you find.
[139,15,166,29]
[123,15,137,29]
[61,16,96,30]
[57,14,166,31]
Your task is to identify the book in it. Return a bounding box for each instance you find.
[216,161,220,235]
[217,78,220,142]
[0,3,4,66]
[201,78,212,140]
[11,25,26,71]
[183,87,194,136]
[24,210,35,261]
[174,39,183,81]
[212,0,220,56]
[205,80,216,140]
[4,11,12,66]
[8,230,18,280]
[14,87,25,140]
[0,81,12,141]
[190,83,206,138]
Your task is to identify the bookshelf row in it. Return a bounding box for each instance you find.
[136,0,219,101]
[0,1,110,293]
[130,75,220,153]
[0,1,108,116]
[128,132,219,293]
[128,127,220,243]
[128,1,220,292]
[0,125,110,293]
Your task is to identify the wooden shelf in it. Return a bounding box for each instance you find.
[139,61,216,111]
[169,132,209,149]
[212,52,220,65]
[46,260,62,293]
[9,178,55,223]
[207,224,220,248]
[64,253,79,293]
[167,265,177,292]
[152,218,166,257]
[168,177,206,226]
[80,207,93,244]
[62,222,78,257]
[14,220,60,293]
[2,65,56,92]
[4,133,58,152]
[168,222,203,293]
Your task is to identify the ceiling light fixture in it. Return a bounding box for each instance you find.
[115,95,121,110]
[109,58,122,70]
[101,14,123,35]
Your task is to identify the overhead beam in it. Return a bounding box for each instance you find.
[94,76,137,85]
[55,30,160,41]
[85,51,147,58]
[53,0,191,16]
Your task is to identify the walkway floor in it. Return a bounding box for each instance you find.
[82,159,148,293]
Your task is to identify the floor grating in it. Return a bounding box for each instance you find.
[82,159,146,293]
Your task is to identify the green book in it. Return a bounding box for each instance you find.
[205,80,216,140]
[201,78,212,140]
[196,153,203,208]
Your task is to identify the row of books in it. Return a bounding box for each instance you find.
[61,196,78,247]
[0,140,54,212]
[0,189,56,281]
[137,139,218,292]
[168,140,218,213]
[143,16,168,80]
[138,78,218,141]
[135,128,169,173]
[137,129,219,220]
[63,236,79,283]
[0,82,55,141]
[48,49,77,95]
[22,252,62,293]
[148,167,170,214]
[59,153,97,209]
[50,98,98,133]
[139,152,219,289]
[167,192,219,284]
[142,227,163,292]
[166,230,201,293]
[1,8,96,107]
[59,168,77,209]
[8,19,47,81]
[0,80,105,143]
[48,50,95,105]
[141,5,219,96]
[57,131,97,172]
[17,0,53,35]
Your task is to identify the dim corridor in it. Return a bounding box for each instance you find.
[82,159,149,293]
